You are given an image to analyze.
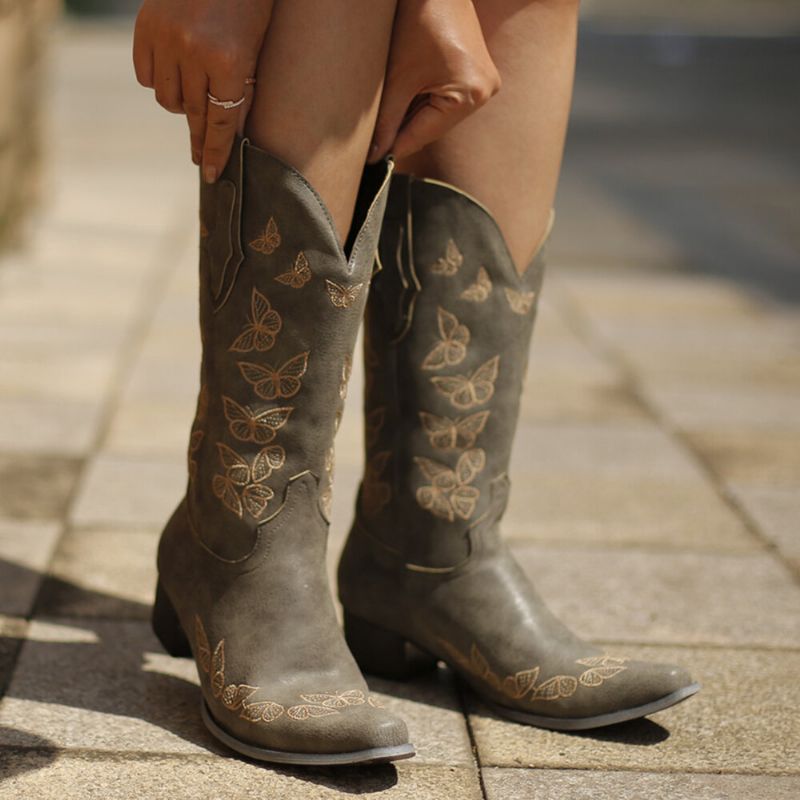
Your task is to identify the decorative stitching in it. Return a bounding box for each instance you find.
[460,267,492,302]
[365,406,387,449]
[430,239,463,276]
[422,307,470,371]
[229,288,282,353]
[249,216,281,255]
[362,450,392,518]
[414,448,485,522]
[211,442,281,520]
[237,351,309,400]
[419,410,490,451]
[505,287,536,315]
[430,355,500,410]
[275,251,312,288]
[340,355,353,400]
[188,429,205,482]
[195,617,378,724]
[438,640,628,704]
[326,279,364,309]
[223,396,292,444]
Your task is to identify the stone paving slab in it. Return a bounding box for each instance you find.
[0,753,481,800]
[0,619,473,767]
[39,527,158,620]
[512,544,800,647]
[70,454,186,528]
[469,644,800,775]
[502,472,757,551]
[482,768,800,800]
[0,520,61,617]
[728,484,800,573]
[0,454,81,521]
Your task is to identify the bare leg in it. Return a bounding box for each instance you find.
[245,0,397,244]
[398,0,579,273]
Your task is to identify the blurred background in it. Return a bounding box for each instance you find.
[0,1,798,797]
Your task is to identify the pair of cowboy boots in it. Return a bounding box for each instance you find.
[152,138,699,765]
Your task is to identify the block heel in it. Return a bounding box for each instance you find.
[343,611,438,680]
[151,580,192,658]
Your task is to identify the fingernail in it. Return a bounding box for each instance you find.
[367,143,380,164]
[192,152,200,166]
[204,166,217,184]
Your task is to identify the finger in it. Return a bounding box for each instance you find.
[368,78,417,164]
[153,57,183,114]
[203,79,247,184]
[182,67,209,166]
[236,79,257,137]
[390,93,473,162]
[132,29,153,88]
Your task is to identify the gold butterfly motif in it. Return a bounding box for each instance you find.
[414,448,485,522]
[238,351,309,401]
[422,307,470,371]
[298,690,365,710]
[362,450,392,517]
[460,266,492,302]
[188,428,205,482]
[505,287,536,315]
[430,355,500,410]
[249,216,281,255]
[419,410,490,451]
[576,655,629,688]
[212,442,281,519]
[223,396,293,444]
[326,279,364,309]
[229,288,282,353]
[275,251,312,288]
[430,239,463,276]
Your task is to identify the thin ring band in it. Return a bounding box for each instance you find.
[244,78,257,86]
[207,92,246,111]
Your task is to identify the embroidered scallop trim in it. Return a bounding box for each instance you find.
[196,617,379,724]
[439,640,629,703]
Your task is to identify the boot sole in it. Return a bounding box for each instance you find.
[483,682,702,731]
[201,700,416,766]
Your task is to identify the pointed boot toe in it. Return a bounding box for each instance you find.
[338,174,700,733]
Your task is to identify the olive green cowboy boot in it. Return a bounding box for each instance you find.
[338,174,700,731]
[151,138,414,764]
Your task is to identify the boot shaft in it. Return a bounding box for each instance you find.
[359,175,548,568]
[188,139,392,561]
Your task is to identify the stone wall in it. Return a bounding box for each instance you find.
[0,0,60,248]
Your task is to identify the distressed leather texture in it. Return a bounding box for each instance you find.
[339,175,695,722]
[157,139,409,755]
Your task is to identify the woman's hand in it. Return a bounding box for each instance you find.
[133,0,274,182]
[369,0,500,163]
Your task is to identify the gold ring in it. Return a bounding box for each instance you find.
[244,77,257,86]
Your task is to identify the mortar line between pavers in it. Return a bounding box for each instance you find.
[454,678,491,800]
[545,273,800,587]
[478,763,800,778]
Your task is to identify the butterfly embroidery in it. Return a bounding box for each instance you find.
[212,442,282,519]
[326,279,364,309]
[229,288,282,353]
[414,448,485,522]
[460,266,492,302]
[238,352,309,401]
[576,655,629,688]
[505,287,536,315]
[188,429,205,482]
[223,396,292,444]
[422,307,470,371]
[430,239,463,276]
[275,251,312,288]
[419,410,490,451]
[365,406,386,449]
[361,450,392,517]
[249,216,281,255]
[430,355,500,410]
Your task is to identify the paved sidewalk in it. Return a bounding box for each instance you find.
[0,20,798,800]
